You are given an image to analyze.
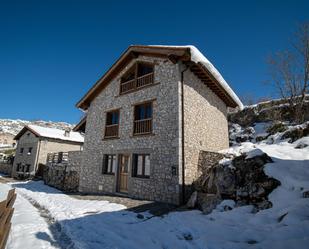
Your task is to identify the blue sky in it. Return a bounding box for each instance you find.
[0,0,308,123]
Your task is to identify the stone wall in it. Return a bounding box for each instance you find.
[0,162,12,176]
[182,69,229,197]
[43,151,82,192]
[193,150,225,191]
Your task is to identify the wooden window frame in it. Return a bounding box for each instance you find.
[133,100,153,136]
[104,109,120,139]
[132,154,150,178]
[102,154,116,175]
[119,62,155,95]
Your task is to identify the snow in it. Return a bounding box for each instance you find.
[147,45,243,109]
[27,125,84,143]
[0,182,56,249]
[188,45,244,109]
[1,125,308,248]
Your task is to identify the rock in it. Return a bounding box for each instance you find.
[266,122,287,135]
[197,193,221,214]
[281,123,309,143]
[295,141,308,149]
[194,152,280,212]
[186,191,197,208]
[255,200,272,210]
[303,191,309,198]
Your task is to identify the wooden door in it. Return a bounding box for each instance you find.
[118,154,129,193]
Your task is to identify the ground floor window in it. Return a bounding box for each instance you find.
[102,154,116,174]
[25,164,30,172]
[132,154,150,178]
[16,163,21,172]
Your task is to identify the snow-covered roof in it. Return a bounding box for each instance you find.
[76,45,243,110]
[145,45,243,109]
[15,125,84,143]
[174,45,243,109]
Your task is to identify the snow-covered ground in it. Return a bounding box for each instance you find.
[0,131,308,249]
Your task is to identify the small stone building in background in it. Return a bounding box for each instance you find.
[75,45,243,205]
[12,125,84,179]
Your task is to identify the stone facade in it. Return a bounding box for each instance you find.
[79,54,230,205]
[79,56,181,204]
[12,130,83,178]
[183,69,229,197]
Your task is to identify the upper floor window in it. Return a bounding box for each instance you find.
[102,154,116,175]
[104,110,120,138]
[20,148,24,154]
[133,102,153,135]
[120,63,154,94]
[28,147,32,155]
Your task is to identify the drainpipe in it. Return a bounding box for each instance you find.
[180,63,189,204]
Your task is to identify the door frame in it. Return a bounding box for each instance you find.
[117,154,130,193]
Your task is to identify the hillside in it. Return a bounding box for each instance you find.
[0,119,75,136]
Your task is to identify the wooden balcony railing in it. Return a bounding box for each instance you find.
[47,152,69,164]
[120,72,154,94]
[104,124,119,138]
[136,72,154,88]
[133,118,152,135]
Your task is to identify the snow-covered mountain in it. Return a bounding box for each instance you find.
[0,119,75,136]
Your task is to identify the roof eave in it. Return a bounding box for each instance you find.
[76,46,191,110]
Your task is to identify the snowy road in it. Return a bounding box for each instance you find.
[0,182,57,249]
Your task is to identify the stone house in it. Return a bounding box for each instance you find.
[12,125,84,179]
[75,45,243,205]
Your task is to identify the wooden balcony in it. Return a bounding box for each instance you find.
[133,118,152,135]
[47,152,69,164]
[120,72,154,94]
[136,72,154,88]
[104,124,119,138]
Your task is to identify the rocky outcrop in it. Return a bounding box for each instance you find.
[281,122,309,143]
[229,97,309,127]
[188,152,280,213]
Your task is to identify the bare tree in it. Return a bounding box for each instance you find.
[267,22,309,123]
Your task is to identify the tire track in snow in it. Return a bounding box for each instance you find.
[17,191,77,249]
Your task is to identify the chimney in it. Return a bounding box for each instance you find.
[64,128,71,137]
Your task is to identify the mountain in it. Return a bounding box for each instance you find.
[0,119,75,136]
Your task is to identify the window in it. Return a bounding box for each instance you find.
[25,164,30,172]
[102,154,116,174]
[28,147,32,155]
[132,154,150,178]
[20,148,24,154]
[16,163,21,172]
[133,102,153,135]
[120,63,154,94]
[104,110,120,138]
